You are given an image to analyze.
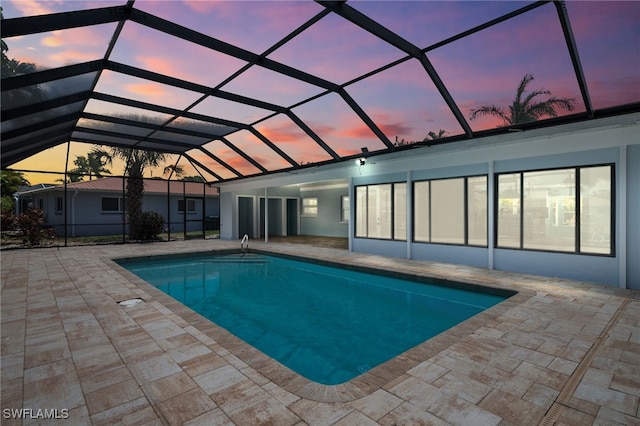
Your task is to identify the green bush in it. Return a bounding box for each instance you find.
[139,211,164,240]
[1,195,15,231]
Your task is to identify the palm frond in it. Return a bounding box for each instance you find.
[469,105,511,125]
[525,101,559,120]
[546,96,576,111]
[514,74,535,103]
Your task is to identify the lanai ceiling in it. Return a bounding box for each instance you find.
[2,1,639,183]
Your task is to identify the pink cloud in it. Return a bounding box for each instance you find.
[199,143,259,173]
[256,120,307,145]
[333,109,412,141]
[9,0,53,16]
[137,56,185,81]
[183,0,224,16]
[333,146,360,157]
[41,33,63,47]
[376,121,415,139]
[50,50,97,64]
[298,150,333,165]
[125,83,166,98]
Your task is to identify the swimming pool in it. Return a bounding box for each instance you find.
[119,252,509,385]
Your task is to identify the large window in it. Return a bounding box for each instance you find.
[497,165,612,255]
[355,183,406,240]
[413,176,487,246]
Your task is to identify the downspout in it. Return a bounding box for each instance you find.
[619,145,627,289]
[348,177,353,252]
[264,187,268,243]
[71,190,79,237]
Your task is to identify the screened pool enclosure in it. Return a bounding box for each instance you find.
[1,1,638,253]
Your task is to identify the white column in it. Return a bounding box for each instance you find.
[264,187,268,243]
[488,160,495,270]
[406,170,412,260]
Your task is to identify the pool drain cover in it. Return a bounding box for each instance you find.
[118,298,144,307]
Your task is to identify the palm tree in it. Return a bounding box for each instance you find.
[69,152,111,181]
[1,169,29,228]
[1,169,30,195]
[163,164,184,179]
[2,8,37,79]
[92,147,166,240]
[469,74,576,126]
[423,129,448,141]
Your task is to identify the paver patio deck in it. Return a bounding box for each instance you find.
[1,239,638,425]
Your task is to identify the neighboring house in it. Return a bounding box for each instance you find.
[13,184,57,214]
[15,177,219,237]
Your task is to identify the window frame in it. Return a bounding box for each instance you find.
[340,195,349,223]
[354,181,406,241]
[301,197,318,217]
[412,174,488,247]
[101,196,124,213]
[178,198,197,214]
[495,163,614,256]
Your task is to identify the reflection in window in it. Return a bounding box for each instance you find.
[178,199,196,213]
[413,181,430,242]
[367,184,392,239]
[580,166,612,254]
[355,183,405,240]
[341,195,349,223]
[496,165,613,255]
[355,187,367,237]
[414,176,487,246]
[497,174,521,248]
[394,184,407,241]
[468,176,488,246]
[431,178,464,244]
[523,169,575,252]
[102,197,123,212]
[302,197,318,217]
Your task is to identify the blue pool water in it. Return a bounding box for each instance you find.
[120,253,508,385]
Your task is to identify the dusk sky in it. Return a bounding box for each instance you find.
[3,0,639,184]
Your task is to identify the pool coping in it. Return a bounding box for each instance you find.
[110,248,535,403]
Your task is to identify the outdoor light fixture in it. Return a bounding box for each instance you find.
[356,158,366,166]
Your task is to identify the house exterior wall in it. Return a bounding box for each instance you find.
[30,189,219,237]
[218,114,639,289]
[299,186,348,238]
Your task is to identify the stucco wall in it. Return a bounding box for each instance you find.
[218,114,639,289]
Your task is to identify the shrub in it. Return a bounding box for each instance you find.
[1,195,15,231]
[139,211,164,240]
[12,206,54,246]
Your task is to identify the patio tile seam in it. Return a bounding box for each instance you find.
[539,296,634,425]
